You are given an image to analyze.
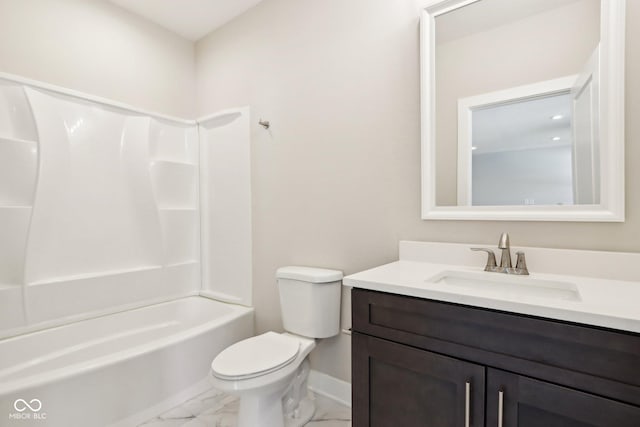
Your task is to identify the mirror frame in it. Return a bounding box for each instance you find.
[420,0,626,221]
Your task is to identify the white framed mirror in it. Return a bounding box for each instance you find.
[420,0,625,221]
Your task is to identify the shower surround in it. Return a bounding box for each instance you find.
[0,74,253,426]
[1,77,200,335]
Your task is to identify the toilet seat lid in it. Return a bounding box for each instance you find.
[211,332,300,380]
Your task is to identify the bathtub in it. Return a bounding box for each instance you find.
[0,296,254,427]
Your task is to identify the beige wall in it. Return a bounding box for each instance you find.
[0,0,195,118]
[196,0,640,383]
[196,0,423,381]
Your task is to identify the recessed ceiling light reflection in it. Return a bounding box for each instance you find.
[472,146,478,150]
[552,136,561,141]
[551,114,564,120]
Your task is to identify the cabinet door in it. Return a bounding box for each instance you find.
[353,332,485,427]
[487,368,640,427]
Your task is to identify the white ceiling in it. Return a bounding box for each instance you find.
[472,92,573,154]
[108,0,265,41]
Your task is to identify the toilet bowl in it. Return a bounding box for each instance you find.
[209,266,343,427]
[210,332,316,427]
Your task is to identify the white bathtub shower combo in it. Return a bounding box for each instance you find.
[0,73,255,426]
[0,298,253,426]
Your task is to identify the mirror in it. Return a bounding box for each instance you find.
[421,0,625,221]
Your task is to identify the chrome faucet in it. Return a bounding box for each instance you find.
[471,233,529,275]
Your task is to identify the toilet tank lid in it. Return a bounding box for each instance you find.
[276,266,343,283]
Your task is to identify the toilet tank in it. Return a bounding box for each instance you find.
[276,266,343,339]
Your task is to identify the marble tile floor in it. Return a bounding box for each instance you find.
[139,387,351,427]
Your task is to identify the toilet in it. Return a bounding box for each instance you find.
[209,266,343,427]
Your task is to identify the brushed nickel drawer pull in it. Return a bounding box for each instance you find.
[498,389,505,427]
[465,380,471,427]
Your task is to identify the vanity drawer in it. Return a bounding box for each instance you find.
[352,288,640,406]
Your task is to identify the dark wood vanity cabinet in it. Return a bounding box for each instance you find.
[485,369,640,427]
[353,332,485,427]
[351,288,640,427]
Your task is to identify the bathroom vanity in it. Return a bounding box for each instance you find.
[345,241,640,427]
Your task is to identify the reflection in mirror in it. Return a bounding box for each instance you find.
[435,0,600,207]
[458,67,600,206]
[421,0,625,221]
[467,92,575,206]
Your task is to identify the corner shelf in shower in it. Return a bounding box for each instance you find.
[150,159,196,167]
[0,135,38,145]
[157,207,197,211]
[158,208,198,265]
[0,205,32,210]
[166,260,199,268]
[150,160,197,209]
[148,119,198,165]
[0,135,38,207]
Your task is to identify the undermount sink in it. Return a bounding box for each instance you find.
[426,270,581,301]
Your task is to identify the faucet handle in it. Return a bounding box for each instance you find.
[498,232,510,249]
[515,251,529,275]
[471,248,497,271]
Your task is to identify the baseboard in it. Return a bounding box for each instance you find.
[308,369,351,408]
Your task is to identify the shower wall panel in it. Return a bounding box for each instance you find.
[0,79,200,338]
[199,109,252,307]
[0,81,39,332]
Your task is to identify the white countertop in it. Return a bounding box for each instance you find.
[343,241,640,334]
